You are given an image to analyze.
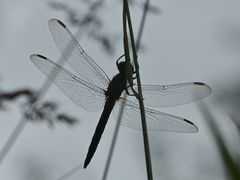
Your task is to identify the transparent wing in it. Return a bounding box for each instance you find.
[48,19,110,90]
[30,54,106,112]
[127,82,211,108]
[113,98,198,133]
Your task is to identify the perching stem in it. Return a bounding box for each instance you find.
[123,0,153,179]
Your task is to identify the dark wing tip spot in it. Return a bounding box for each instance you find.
[194,82,205,86]
[37,54,47,59]
[194,82,212,94]
[184,119,198,132]
[57,20,67,28]
[183,118,194,125]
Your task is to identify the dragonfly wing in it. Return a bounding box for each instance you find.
[48,19,110,90]
[30,54,106,112]
[113,98,198,133]
[127,82,211,108]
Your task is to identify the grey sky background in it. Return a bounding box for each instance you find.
[0,0,240,179]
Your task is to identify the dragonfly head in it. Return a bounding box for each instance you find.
[117,61,134,75]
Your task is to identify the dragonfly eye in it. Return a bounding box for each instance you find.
[117,62,135,75]
[117,62,126,73]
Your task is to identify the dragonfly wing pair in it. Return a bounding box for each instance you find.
[48,19,110,90]
[30,19,211,133]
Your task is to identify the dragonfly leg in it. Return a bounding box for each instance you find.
[116,54,125,67]
[125,85,135,96]
[132,71,136,79]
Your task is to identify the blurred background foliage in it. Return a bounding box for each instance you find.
[0,0,240,180]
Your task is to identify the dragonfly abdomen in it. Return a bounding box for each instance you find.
[84,97,116,168]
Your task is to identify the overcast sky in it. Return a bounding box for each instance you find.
[0,0,240,180]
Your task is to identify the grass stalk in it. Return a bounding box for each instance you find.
[123,0,153,179]
[0,117,27,165]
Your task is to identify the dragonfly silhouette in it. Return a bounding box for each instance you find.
[30,19,211,168]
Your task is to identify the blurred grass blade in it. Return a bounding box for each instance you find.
[0,118,27,165]
[198,102,240,180]
[54,163,84,180]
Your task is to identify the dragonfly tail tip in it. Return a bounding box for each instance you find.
[83,162,88,169]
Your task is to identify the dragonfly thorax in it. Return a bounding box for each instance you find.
[105,73,127,100]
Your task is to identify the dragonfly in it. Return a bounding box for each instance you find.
[30,19,211,168]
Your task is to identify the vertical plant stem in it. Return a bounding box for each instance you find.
[0,117,27,165]
[123,0,153,179]
[102,0,151,179]
[135,0,149,50]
